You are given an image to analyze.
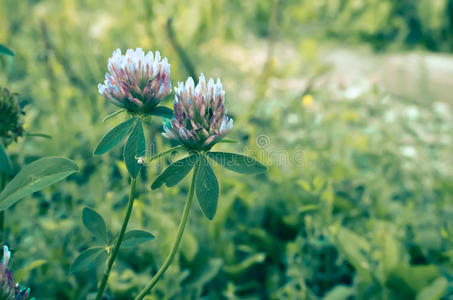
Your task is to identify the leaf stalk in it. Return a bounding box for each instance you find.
[135,156,200,299]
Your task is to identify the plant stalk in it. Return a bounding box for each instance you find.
[96,177,137,300]
[135,158,200,300]
[0,172,5,253]
[145,145,183,164]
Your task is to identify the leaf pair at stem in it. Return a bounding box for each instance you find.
[152,151,266,220]
[94,117,145,178]
[95,110,173,179]
[70,207,155,273]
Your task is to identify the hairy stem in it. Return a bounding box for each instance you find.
[135,158,200,300]
[96,178,137,300]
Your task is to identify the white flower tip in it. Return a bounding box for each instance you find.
[113,48,121,56]
[186,77,195,90]
[207,78,215,92]
[145,52,153,64]
[175,81,185,94]
[3,245,10,265]
[219,120,226,132]
[199,73,206,83]
[158,84,165,95]
[98,84,106,94]
[228,118,233,129]
[155,50,161,62]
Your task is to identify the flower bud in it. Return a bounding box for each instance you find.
[163,74,233,150]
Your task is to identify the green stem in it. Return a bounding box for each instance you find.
[103,109,126,122]
[135,158,200,300]
[0,172,5,252]
[96,178,137,300]
[145,145,184,164]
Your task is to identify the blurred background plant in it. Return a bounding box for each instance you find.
[0,86,24,147]
[0,0,452,299]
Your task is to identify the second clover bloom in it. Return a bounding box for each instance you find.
[98,48,171,115]
[0,246,33,300]
[163,74,233,150]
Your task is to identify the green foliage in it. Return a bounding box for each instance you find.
[218,138,239,144]
[0,157,78,211]
[0,143,13,174]
[82,207,107,244]
[195,154,219,220]
[102,109,126,122]
[121,230,155,248]
[123,119,145,178]
[334,227,372,281]
[1,0,452,299]
[416,277,448,300]
[0,44,14,56]
[285,0,453,51]
[207,151,267,174]
[151,155,197,189]
[94,117,135,155]
[323,285,355,300]
[147,106,174,119]
[71,247,107,273]
[0,87,24,146]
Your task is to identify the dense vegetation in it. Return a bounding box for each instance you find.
[0,0,452,299]
[286,0,453,51]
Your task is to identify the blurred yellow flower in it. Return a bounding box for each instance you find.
[302,94,314,107]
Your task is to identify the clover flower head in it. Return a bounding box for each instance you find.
[0,86,24,146]
[163,74,233,150]
[98,48,171,114]
[0,246,33,300]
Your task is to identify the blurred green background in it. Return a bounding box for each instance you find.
[1,0,453,299]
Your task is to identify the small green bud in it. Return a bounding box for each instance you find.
[0,86,25,146]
